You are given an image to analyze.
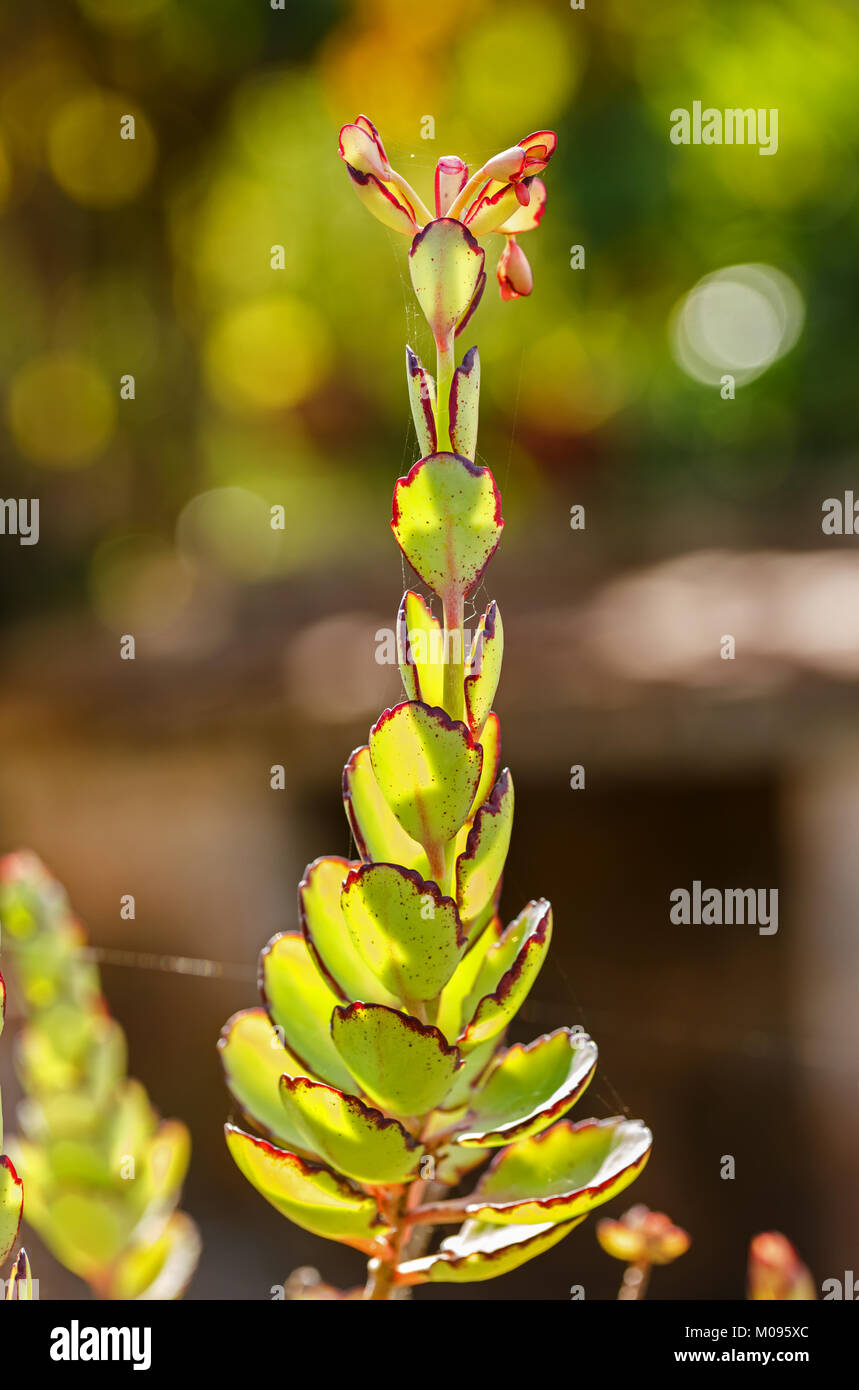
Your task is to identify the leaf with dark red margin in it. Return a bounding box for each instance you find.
[436,916,503,1041]
[391,453,504,606]
[225,1124,388,1252]
[405,347,437,456]
[449,347,480,460]
[398,1215,584,1284]
[342,745,429,876]
[369,702,482,862]
[396,590,444,707]
[468,711,501,823]
[331,1002,461,1118]
[259,932,354,1091]
[408,219,485,349]
[465,1117,653,1226]
[464,601,503,738]
[299,857,398,1007]
[458,899,552,1050]
[340,862,465,1003]
[455,1028,598,1147]
[279,1075,422,1185]
[219,1007,320,1153]
[0,1156,24,1266]
[456,770,513,929]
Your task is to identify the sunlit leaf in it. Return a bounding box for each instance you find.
[0,1156,23,1266]
[219,1008,316,1151]
[259,933,354,1091]
[396,590,444,708]
[280,1075,422,1185]
[468,711,501,825]
[464,601,503,738]
[449,347,480,461]
[341,862,465,1003]
[456,1029,598,1147]
[456,770,514,928]
[466,1117,653,1225]
[399,1215,584,1284]
[392,453,504,606]
[331,1002,461,1118]
[405,347,437,456]
[225,1124,388,1253]
[300,857,398,1007]
[459,900,553,1050]
[369,702,482,865]
[342,745,429,875]
[409,219,485,348]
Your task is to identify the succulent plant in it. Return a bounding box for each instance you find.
[219,117,652,1299]
[0,852,200,1300]
[747,1232,816,1302]
[598,1203,690,1298]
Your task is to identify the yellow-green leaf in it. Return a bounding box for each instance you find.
[408,218,485,348]
[279,1075,422,1185]
[259,933,354,1091]
[331,1002,461,1118]
[299,857,398,1007]
[449,347,480,461]
[456,770,514,928]
[340,863,465,1003]
[459,900,553,1050]
[464,601,503,738]
[0,1156,23,1266]
[342,745,429,875]
[369,702,482,866]
[396,590,444,707]
[399,1215,585,1284]
[225,1124,388,1253]
[405,347,437,456]
[456,1029,598,1147]
[219,1008,317,1151]
[392,453,504,606]
[466,1117,653,1226]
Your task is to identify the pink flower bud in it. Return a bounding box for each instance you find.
[435,156,468,216]
[496,237,533,301]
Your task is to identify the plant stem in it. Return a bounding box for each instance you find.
[618,1260,651,1300]
[435,335,455,451]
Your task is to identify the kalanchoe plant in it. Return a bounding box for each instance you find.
[0,853,200,1300]
[747,1232,816,1302]
[219,118,652,1299]
[598,1203,691,1299]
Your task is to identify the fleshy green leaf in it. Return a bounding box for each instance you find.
[468,711,501,824]
[436,917,502,1042]
[437,1033,500,1111]
[405,347,437,455]
[0,1156,24,1266]
[456,770,514,928]
[340,862,465,1003]
[392,453,504,606]
[112,1210,201,1302]
[345,164,419,236]
[342,745,429,875]
[399,1215,584,1284]
[299,857,398,1007]
[369,702,482,866]
[449,347,480,460]
[466,1117,653,1225]
[225,1124,388,1252]
[459,900,552,1050]
[331,1002,461,1118]
[259,933,354,1091]
[218,1007,318,1151]
[396,590,444,707]
[455,1028,598,1147]
[280,1076,422,1185]
[464,601,503,738]
[5,1246,34,1301]
[409,218,485,348]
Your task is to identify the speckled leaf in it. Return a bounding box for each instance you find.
[409,219,485,348]
[5,1246,34,1301]
[459,900,553,1050]
[341,863,465,1004]
[456,1029,598,1147]
[399,1215,584,1284]
[437,1033,500,1112]
[331,1002,461,1118]
[280,1075,422,1185]
[456,770,514,928]
[300,857,398,1007]
[225,1124,388,1252]
[449,347,480,460]
[466,1117,653,1226]
[396,590,444,707]
[392,453,504,606]
[369,702,482,862]
[0,1156,23,1266]
[219,1007,319,1151]
[342,745,429,875]
[436,916,502,1041]
[464,601,503,738]
[468,711,501,825]
[259,932,354,1091]
[405,347,437,456]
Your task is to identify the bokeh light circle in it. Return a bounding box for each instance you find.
[7,352,115,467]
[671,263,804,387]
[204,295,331,414]
[48,90,157,207]
[176,487,284,580]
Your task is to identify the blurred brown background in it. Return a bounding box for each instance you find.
[1,0,858,1299]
